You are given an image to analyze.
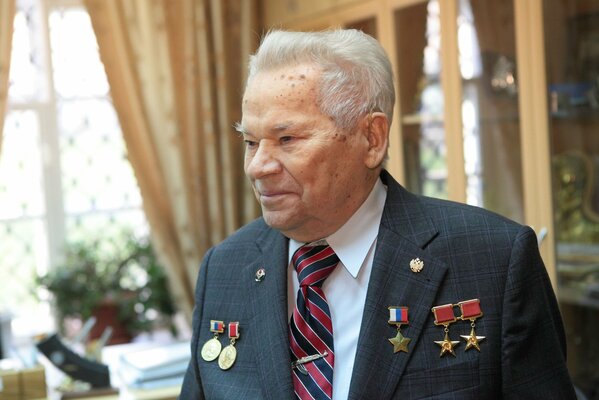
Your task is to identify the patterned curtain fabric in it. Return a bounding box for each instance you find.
[83,0,261,318]
[0,0,16,156]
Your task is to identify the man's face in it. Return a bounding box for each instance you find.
[240,64,374,242]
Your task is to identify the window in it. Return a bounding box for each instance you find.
[0,0,147,338]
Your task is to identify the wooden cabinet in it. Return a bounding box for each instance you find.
[261,0,599,394]
[263,0,335,26]
[263,0,375,27]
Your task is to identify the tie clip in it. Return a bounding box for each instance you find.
[291,351,328,375]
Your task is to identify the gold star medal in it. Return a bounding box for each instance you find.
[434,331,460,356]
[432,303,459,357]
[388,306,411,353]
[458,299,485,352]
[201,320,224,362]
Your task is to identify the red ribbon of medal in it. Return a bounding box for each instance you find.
[457,299,485,351]
[228,321,239,340]
[432,304,457,325]
[431,304,459,357]
[218,322,240,370]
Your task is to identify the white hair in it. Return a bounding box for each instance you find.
[246,29,395,132]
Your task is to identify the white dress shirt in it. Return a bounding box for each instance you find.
[287,178,387,399]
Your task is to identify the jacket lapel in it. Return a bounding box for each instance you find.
[348,172,448,399]
[246,227,295,399]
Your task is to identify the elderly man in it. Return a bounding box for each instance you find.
[180,30,575,399]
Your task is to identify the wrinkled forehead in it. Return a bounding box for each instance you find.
[239,65,332,134]
[242,65,324,119]
[243,64,322,100]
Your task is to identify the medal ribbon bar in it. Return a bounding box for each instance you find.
[228,322,239,339]
[388,306,409,324]
[458,299,483,320]
[432,304,456,325]
[210,320,225,333]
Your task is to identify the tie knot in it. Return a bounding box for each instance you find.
[292,244,339,287]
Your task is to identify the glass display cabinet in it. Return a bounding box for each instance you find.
[544,1,599,395]
[263,0,599,396]
[393,0,525,220]
[456,0,524,223]
[395,1,448,199]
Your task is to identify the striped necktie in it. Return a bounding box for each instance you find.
[289,244,340,400]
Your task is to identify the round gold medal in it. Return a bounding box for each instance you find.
[201,337,222,362]
[218,344,237,370]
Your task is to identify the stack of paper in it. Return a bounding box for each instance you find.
[117,341,190,389]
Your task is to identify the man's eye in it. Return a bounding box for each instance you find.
[280,136,294,144]
[244,140,257,149]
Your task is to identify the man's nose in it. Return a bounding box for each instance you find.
[245,142,281,178]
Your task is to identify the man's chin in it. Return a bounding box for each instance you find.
[262,214,290,230]
[261,210,299,232]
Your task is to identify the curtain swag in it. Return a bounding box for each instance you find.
[0,0,16,156]
[84,0,261,319]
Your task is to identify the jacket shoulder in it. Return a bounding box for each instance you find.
[381,170,526,240]
[419,195,525,235]
[214,217,270,250]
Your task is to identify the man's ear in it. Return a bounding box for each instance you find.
[363,112,389,169]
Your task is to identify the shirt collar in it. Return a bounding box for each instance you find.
[288,178,387,278]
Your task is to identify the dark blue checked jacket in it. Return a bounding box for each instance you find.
[180,170,576,400]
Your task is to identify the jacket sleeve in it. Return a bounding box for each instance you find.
[501,226,576,399]
[179,248,214,400]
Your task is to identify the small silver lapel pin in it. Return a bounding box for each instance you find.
[410,258,424,273]
[255,268,266,282]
